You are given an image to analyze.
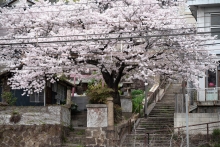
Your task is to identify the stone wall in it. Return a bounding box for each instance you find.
[86,127,109,147]
[0,124,68,147]
[174,113,220,134]
[0,106,70,126]
[85,119,136,147]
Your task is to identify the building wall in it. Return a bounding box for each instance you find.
[191,5,220,101]
[0,81,66,106]
[12,89,44,106]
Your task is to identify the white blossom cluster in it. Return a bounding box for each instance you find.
[0,0,217,95]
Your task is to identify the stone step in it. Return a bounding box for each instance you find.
[156,103,175,105]
[63,128,86,146]
[149,113,174,115]
[138,123,173,126]
[149,111,174,114]
[62,143,84,147]
[153,107,175,109]
[145,117,174,120]
[121,83,180,147]
[148,115,173,118]
[152,106,175,108]
[138,123,174,127]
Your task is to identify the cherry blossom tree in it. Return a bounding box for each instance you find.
[0,0,217,105]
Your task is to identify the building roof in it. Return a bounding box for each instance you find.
[187,0,220,20]
[1,0,35,7]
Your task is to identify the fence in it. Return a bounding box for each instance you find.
[121,120,220,147]
[174,87,220,113]
[173,121,220,146]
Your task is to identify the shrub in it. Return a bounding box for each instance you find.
[212,128,220,143]
[131,90,144,113]
[10,111,21,124]
[86,82,113,104]
[1,92,17,106]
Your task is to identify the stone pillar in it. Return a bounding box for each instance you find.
[66,86,71,106]
[106,97,114,130]
[86,104,109,147]
[106,98,115,147]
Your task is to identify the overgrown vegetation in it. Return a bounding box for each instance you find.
[131,90,144,114]
[212,128,220,147]
[1,91,17,106]
[10,111,21,124]
[173,128,220,147]
[86,81,113,104]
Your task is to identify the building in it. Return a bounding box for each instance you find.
[187,0,220,102]
[0,69,74,106]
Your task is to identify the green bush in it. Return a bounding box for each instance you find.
[131,90,143,97]
[131,90,144,113]
[212,128,220,143]
[86,82,113,104]
[214,144,220,147]
[1,92,17,106]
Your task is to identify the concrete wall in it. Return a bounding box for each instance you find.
[61,106,71,126]
[174,113,220,134]
[0,106,70,126]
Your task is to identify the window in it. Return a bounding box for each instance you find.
[30,92,44,103]
[55,83,66,102]
[207,70,216,88]
[0,0,6,5]
[211,14,220,39]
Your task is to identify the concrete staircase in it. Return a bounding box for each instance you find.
[121,83,182,147]
[62,127,86,147]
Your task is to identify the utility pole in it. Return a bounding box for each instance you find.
[144,82,148,118]
[182,80,189,147]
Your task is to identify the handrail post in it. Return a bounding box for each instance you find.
[207,123,209,142]
[144,133,147,147]
[147,133,150,147]
[144,82,148,118]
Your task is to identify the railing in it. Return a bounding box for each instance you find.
[128,121,220,147]
[173,121,220,146]
[113,118,135,146]
[145,79,170,113]
[186,87,220,102]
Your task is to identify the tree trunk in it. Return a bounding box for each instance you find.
[112,84,121,106]
[101,70,121,106]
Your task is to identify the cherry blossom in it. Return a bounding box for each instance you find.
[0,0,216,104]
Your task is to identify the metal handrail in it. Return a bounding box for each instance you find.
[174,120,220,129]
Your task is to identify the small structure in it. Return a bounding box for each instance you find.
[120,82,133,117]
